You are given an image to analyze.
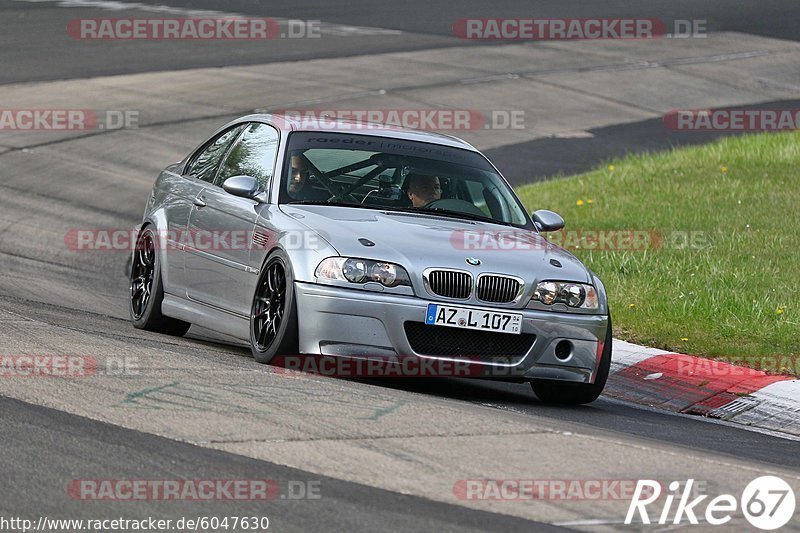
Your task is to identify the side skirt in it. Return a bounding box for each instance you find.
[162,293,250,341]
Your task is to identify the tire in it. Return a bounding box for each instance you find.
[129,226,191,336]
[249,250,299,364]
[530,317,612,405]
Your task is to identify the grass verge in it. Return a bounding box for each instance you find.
[516,131,800,373]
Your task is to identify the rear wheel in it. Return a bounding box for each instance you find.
[250,250,299,364]
[129,227,191,336]
[530,317,612,405]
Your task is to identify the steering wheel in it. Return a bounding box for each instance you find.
[422,198,488,218]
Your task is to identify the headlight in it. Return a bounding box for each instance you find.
[532,281,598,309]
[370,262,398,286]
[316,257,411,288]
[343,258,369,283]
[563,284,585,307]
[535,281,559,305]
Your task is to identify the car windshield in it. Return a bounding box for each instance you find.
[279,132,531,227]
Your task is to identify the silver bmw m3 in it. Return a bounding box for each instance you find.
[130,114,612,404]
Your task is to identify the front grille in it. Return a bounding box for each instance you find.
[477,275,522,303]
[427,270,472,299]
[404,322,535,363]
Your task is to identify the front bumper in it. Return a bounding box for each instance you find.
[294,282,609,384]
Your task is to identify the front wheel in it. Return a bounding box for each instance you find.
[129,226,191,336]
[530,317,612,405]
[250,250,299,364]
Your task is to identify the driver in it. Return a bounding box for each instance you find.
[405,173,442,207]
[288,155,328,201]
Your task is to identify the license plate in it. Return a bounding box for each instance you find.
[425,304,522,335]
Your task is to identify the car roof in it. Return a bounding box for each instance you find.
[231,113,479,152]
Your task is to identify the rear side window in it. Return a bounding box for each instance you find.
[216,123,280,188]
[186,125,245,183]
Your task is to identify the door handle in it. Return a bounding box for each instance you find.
[193,197,207,208]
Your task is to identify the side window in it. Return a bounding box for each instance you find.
[186,126,245,183]
[216,123,280,188]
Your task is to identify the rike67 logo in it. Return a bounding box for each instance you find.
[626,477,796,529]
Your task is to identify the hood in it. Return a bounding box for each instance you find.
[280,205,592,285]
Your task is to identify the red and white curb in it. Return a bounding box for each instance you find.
[607,340,800,437]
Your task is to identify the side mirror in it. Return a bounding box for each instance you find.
[223,175,267,203]
[532,209,565,232]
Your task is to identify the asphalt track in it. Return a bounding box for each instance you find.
[4,0,800,181]
[1,1,800,531]
[0,395,556,532]
[2,0,799,84]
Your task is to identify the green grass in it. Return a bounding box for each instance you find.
[516,132,800,372]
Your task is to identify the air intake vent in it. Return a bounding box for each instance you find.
[404,322,535,363]
[252,231,271,248]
